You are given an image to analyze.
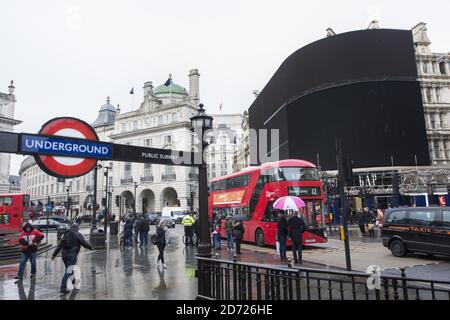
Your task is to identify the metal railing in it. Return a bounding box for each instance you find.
[197,257,450,300]
[162,174,176,181]
[188,172,198,179]
[120,177,134,184]
[140,176,154,183]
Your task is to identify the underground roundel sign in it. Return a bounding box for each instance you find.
[30,117,105,178]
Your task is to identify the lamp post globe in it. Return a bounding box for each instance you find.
[190,103,213,133]
[190,103,213,258]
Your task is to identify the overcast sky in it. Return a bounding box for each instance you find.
[1,0,449,175]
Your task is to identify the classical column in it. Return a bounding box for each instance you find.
[429,140,435,162]
[439,140,446,160]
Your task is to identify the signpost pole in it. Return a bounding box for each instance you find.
[91,165,98,233]
[46,196,50,243]
[104,167,109,235]
[336,139,352,271]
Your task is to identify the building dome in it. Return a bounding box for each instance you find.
[153,82,188,96]
[92,97,116,128]
[99,96,116,112]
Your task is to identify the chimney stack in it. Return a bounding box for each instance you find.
[188,69,200,105]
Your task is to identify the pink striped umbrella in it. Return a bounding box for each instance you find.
[273,196,306,211]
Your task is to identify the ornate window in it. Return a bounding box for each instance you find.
[423,62,428,74]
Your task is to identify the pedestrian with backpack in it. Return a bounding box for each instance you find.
[139,215,150,247]
[51,223,93,294]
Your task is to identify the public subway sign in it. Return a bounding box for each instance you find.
[23,117,108,178]
[0,116,200,179]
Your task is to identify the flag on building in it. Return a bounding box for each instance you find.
[219,103,222,111]
[164,74,172,86]
[129,87,134,94]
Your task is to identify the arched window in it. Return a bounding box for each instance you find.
[158,115,163,125]
[171,112,177,122]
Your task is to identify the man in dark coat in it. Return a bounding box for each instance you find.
[139,216,150,247]
[52,224,92,294]
[287,212,307,264]
[277,212,288,261]
[123,218,133,246]
[233,220,245,254]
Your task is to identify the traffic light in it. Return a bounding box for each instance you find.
[115,195,120,207]
[102,197,107,207]
[124,198,129,208]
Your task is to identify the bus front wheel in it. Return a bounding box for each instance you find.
[255,229,265,247]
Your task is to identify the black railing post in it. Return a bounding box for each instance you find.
[400,268,409,300]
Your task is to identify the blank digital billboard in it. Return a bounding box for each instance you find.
[249,28,430,169]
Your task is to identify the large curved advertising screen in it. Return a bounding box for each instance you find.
[249,29,430,169]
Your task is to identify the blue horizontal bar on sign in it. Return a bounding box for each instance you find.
[20,134,112,159]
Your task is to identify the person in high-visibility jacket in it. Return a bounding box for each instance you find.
[182,213,196,246]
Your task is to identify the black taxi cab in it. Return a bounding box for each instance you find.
[382,207,450,257]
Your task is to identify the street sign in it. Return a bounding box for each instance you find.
[45,204,53,212]
[27,117,111,178]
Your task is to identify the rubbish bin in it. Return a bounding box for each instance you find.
[90,229,106,250]
[109,221,118,235]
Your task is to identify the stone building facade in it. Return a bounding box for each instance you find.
[19,69,244,218]
[0,81,21,194]
[413,22,450,166]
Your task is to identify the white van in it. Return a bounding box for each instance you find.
[161,207,187,223]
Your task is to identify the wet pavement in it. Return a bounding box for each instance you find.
[0,225,327,300]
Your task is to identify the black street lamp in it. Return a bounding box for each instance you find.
[190,103,213,258]
[103,166,111,234]
[91,163,102,233]
[66,181,72,219]
[133,181,138,217]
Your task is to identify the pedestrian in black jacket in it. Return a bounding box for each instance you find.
[139,216,150,247]
[233,220,245,254]
[277,212,288,261]
[287,213,306,264]
[123,218,133,247]
[52,224,92,294]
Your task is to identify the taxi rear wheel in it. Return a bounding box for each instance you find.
[390,239,407,257]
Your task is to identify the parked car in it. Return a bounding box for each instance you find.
[32,219,69,232]
[156,216,176,228]
[382,207,450,257]
[148,213,159,225]
[38,215,71,225]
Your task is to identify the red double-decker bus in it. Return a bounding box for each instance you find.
[208,159,327,246]
[0,193,30,234]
